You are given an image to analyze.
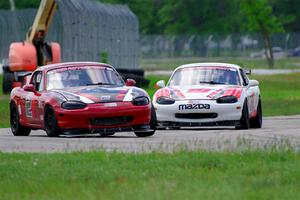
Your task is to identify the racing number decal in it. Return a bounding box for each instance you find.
[25,100,32,118]
[249,91,257,117]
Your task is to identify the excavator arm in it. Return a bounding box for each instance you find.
[26,0,57,43]
[3,0,61,93]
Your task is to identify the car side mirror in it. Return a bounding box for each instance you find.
[244,69,251,75]
[155,80,166,89]
[23,84,36,92]
[125,79,136,86]
[249,80,259,87]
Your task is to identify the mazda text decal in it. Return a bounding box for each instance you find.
[178,104,210,110]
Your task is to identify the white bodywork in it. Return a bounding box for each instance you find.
[153,63,261,127]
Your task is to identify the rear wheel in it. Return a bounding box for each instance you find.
[236,100,250,130]
[44,106,60,137]
[10,102,31,136]
[134,105,156,137]
[250,99,263,128]
[3,71,14,94]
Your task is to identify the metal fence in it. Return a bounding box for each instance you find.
[140,33,300,58]
[0,0,139,69]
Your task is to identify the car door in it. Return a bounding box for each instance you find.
[240,69,257,117]
[26,71,43,125]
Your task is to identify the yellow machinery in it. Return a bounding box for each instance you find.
[3,0,60,93]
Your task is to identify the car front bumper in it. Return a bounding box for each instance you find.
[55,102,151,132]
[153,99,243,127]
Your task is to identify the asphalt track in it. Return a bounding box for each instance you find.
[0,115,300,153]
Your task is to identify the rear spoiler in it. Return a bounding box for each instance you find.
[244,69,251,75]
[14,71,32,82]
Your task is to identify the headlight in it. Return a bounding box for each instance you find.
[216,96,238,104]
[156,96,175,105]
[132,96,149,106]
[61,101,87,109]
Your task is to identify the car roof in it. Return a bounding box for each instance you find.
[36,62,114,72]
[175,62,241,71]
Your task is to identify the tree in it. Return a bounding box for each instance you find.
[158,0,241,34]
[100,0,163,34]
[241,0,284,68]
[0,1,10,9]
[270,0,300,32]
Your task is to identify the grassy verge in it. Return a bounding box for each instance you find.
[146,73,300,117]
[252,73,300,116]
[0,97,9,127]
[141,57,300,71]
[0,75,10,127]
[0,150,299,200]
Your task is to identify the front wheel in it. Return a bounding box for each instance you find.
[236,100,250,130]
[250,99,263,128]
[10,102,31,136]
[44,106,61,137]
[134,105,156,137]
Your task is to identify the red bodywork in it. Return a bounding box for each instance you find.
[10,62,151,133]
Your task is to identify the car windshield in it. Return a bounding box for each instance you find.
[46,66,124,90]
[168,67,241,86]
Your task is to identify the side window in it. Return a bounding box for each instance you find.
[38,74,44,91]
[30,72,43,91]
[240,69,249,86]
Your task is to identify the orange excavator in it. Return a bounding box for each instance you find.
[2,0,60,93]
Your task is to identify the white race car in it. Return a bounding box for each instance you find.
[153,63,262,129]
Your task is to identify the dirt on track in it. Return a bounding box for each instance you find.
[0,115,300,153]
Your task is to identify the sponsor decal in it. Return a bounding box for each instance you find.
[18,105,22,115]
[181,66,237,71]
[178,103,210,110]
[100,95,111,101]
[104,103,117,107]
[25,100,32,118]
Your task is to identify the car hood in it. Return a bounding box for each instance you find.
[53,85,147,103]
[155,85,243,100]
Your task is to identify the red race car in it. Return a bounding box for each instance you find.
[10,62,156,137]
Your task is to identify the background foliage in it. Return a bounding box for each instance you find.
[2,0,300,34]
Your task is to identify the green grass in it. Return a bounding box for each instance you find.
[145,73,300,117]
[141,57,300,71]
[0,75,10,127]
[0,97,9,127]
[0,150,300,200]
[251,73,300,116]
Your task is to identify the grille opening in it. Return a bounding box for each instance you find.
[91,116,133,126]
[175,113,218,119]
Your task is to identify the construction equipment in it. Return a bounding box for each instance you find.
[2,0,60,93]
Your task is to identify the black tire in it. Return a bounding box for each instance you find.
[3,71,14,94]
[236,100,250,130]
[134,105,156,137]
[10,102,31,136]
[44,106,60,137]
[250,99,263,128]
